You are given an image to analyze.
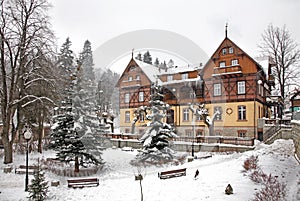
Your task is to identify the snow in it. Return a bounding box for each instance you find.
[0,139,299,201]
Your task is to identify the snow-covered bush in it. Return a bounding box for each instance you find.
[243,155,259,172]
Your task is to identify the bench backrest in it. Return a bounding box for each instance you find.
[160,168,186,175]
[19,165,38,169]
[67,178,98,184]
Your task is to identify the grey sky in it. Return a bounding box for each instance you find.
[50,0,300,68]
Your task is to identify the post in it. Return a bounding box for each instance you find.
[191,141,194,157]
[25,139,29,191]
[24,129,32,192]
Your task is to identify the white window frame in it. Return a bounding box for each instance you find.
[125,111,130,123]
[237,81,245,94]
[181,73,188,80]
[214,83,222,96]
[231,59,239,66]
[238,105,247,120]
[219,61,226,68]
[167,75,173,82]
[222,48,227,55]
[229,47,234,54]
[136,75,140,80]
[183,108,189,121]
[138,91,144,102]
[128,76,133,81]
[124,93,130,103]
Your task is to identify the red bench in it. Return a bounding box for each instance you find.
[159,168,187,179]
[67,178,99,188]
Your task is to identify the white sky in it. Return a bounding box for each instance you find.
[49,0,300,71]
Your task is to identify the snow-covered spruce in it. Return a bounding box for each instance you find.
[131,82,185,166]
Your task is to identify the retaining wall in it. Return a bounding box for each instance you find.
[110,139,254,153]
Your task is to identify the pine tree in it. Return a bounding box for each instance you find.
[143,51,152,64]
[167,59,174,68]
[79,40,95,81]
[131,82,178,166]
[154,58,160,67]
[28,160,48,201]
[50,44,101,172]
[135,52,142,61]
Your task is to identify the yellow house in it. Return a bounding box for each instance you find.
[116,35,274,139]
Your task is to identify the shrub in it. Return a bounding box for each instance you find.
[243,155,259,172]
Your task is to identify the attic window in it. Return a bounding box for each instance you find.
[129,66,136,71]
[128,76,133,81]
[222,48,227,55]
[229,47,234,54]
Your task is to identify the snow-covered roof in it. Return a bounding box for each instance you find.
[134,59,201,85]
[254,56,271,78]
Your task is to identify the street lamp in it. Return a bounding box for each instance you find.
[24,129,32,192]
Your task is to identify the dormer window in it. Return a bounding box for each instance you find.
[222,48,227,55]
[167,75,173,82]
[229,47,234,54]
[181,73,188,80]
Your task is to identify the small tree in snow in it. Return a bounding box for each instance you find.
[28,159,48,201]
[131,82,178,166]
[189,103,220,136]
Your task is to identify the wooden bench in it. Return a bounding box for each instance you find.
[15,165,38,174]
[159,168,187,179]
[67,178,99,188]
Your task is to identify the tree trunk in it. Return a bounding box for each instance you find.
[37,112,44,153]
[74,156,79,172]
[3,140,13,164]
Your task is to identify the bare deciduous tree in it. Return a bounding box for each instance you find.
[259,24,300,100]
[0,0,56,163]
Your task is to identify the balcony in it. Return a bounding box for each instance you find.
[212,65,242,77]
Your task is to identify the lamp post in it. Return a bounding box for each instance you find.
[24,129,32,192]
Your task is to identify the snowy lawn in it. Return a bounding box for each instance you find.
[0,139,299,201]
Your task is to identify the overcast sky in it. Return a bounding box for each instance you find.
[49,0,300,70]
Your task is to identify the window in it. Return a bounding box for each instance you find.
[128,76,133,81]
[237,81,245,94]
[219,61,226,67]
[167,75,173,82]
[222,48,227,55]
[238,105,246,120]
[214,83,222,96]
[183,108,189,121]
[124,93,130,103]
[196,130,203,136]
[196,115,203,121]
[231,59,239,66]
[140,112,145,122]
[229,47,234,54]
[238,131,246,137]
[138,91,144,102]
[125,111,130,123]
[185,130,192,137]
[181,73,188,80]
[136,75,140,80]
[214,106,222,121]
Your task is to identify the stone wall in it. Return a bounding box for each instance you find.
[291,122,300,161]
[110,139,254,153]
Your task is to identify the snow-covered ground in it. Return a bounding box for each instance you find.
[0,139,299,201]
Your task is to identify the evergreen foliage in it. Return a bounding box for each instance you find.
[49,40,102,172]
[154,58,160,67]
[28,160,48,201]
[143,51,152,64]
[131,82,178,166]
[79,40,95,81]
